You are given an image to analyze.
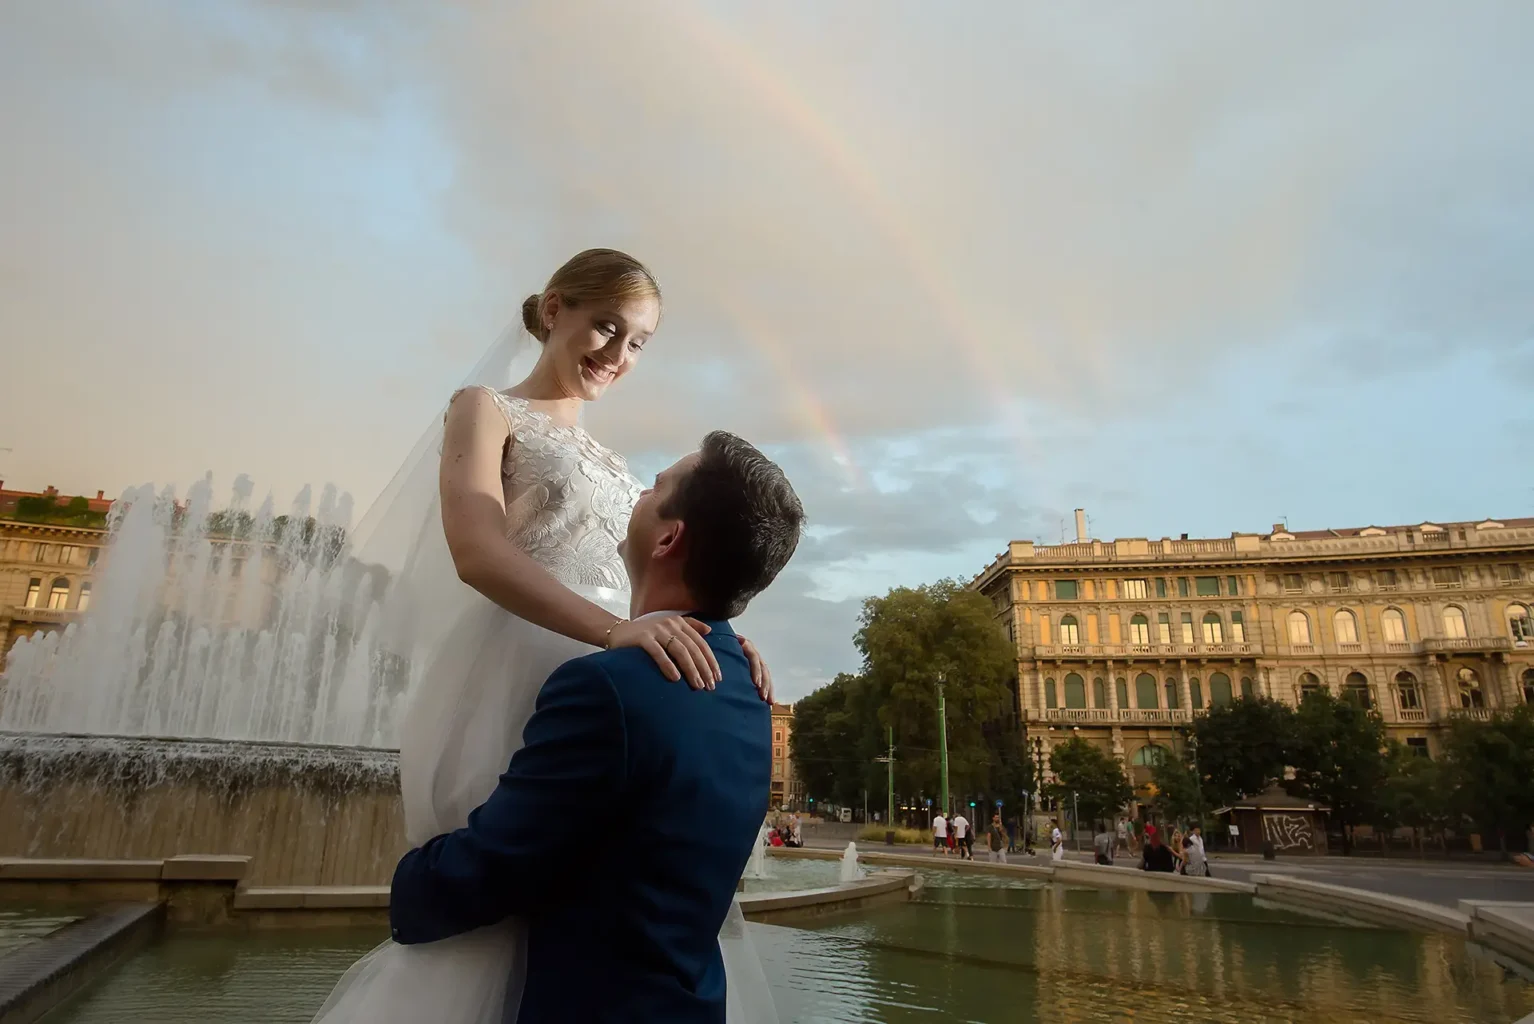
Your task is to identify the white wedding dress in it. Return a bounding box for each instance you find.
[312,387,776,1023]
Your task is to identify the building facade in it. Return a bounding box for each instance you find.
[769,703,803,811]
[972,516,1534,808]
[0,484,110,670]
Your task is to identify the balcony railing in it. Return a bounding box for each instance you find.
[1032,642,1257,660]
[1422,637,1512,653]
[5,606,78,625]
[1383,641,1417,654]
[1033,708,1193,726]
[1447,707,1494,722]
[1394,708,1429,723]
[1336,642,1365,655]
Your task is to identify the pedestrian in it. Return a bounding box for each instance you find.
[1183,825,1210,877]
[952,810,972,860]
[932,811,949,856]
[1005,816,1018,854]
[1139,825,1179,873]
[1115,816,1130,854]
[1049,818,1065,862]
[988,814,1009,864]
[1093,822,1115,865]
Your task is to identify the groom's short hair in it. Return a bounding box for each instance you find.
[660,431,803,619]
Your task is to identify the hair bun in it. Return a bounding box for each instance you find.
[521,293,545,341]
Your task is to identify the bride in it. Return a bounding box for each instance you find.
[312,249,778,1023]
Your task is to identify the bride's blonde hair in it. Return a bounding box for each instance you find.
[521,248,661,343]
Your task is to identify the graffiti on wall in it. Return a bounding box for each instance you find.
[1262,813,1316,851]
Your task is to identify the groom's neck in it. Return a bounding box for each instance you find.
[629,572,701,621]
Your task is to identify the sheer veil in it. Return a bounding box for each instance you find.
[344,324,543,742]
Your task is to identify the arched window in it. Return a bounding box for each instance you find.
[1190,677,1204,709]
[1508,604,1532,645]
[1135,672,1159,709]
[1044,678,1057,709]
[76,583,92,613]
[1299,672,1323,700]
[1442,606,1467,639]
[1115,677,1130,709]
[1382,608,1407,643]
[1455,667,1484,708]
[1395,671,1422,710]
[46,577,70,611]
[1240,677,1255,699]
[1334,609,1359,644]
[1129,613,1150,645]
[1288,611,1312,645]
[1064,673,1087,709]
[1164,678,1179,709]
[1210,672,1233,707]
[1344,671,1371,708]
[1131,745,1170,766]
[1059,614,1080,645]
[1202,612,1223,644]
[1092,677,1107,708]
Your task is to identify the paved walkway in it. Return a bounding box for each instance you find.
[810,838,1534,908]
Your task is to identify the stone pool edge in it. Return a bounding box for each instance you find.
[0,903,163,1024]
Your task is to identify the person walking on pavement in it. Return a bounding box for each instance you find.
[952,811,972,860]
[1093,822,1115,865]
[1183,825,1210,877]
[1115,817,1130,855]
[1049,818,1065,862]
[932,811,949,856]
[988,814,1008,864]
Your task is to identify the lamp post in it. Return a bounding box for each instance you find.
[936,670,950,816]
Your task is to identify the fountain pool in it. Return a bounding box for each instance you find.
[29,870,1534,1023]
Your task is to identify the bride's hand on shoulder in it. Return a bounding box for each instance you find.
[607,615,722,691]
[737,635,773,704]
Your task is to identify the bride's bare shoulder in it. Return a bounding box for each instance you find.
[444,386,514,437]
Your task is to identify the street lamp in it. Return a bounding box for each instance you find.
[936,669,950,816]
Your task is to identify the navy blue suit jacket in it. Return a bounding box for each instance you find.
[389,619,771,1024]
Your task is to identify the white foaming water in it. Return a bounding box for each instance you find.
[0,476,409,748]
[743,825,770,880]
[839,842,862,883]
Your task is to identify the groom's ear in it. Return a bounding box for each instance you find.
[653,518,686,561]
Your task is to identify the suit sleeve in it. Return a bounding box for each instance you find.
[389,657,625,944]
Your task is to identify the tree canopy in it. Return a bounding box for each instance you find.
[1047,736,1134,828]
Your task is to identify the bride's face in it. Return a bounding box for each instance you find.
[543,293,661,402]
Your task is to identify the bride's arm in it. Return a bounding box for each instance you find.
[439,388,721,689]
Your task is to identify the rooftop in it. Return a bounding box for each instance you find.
[0,482,112,527]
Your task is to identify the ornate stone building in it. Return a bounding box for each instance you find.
[971,514,1534,806]
[769,702,802,811]
[0,484,111,670]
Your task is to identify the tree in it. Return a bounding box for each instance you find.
[1440,704,1534,858]
[790,673,870,809]
[1378,742,1455,855]
[1149,749,1204,826]
[1047,737,1134,829]
[1192,696,1296,807]
[1287,689,1388,854]
[855,580,1017,805]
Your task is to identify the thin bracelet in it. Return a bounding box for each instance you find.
[604,618,628,649]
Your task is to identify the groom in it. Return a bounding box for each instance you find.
[389,430,805,1022]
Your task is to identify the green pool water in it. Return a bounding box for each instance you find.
[39,869,1534,1023]
[0,904,83,956]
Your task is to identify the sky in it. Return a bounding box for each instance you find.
[3,1,1532,702]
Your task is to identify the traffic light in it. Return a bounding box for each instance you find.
[969,800,976,808]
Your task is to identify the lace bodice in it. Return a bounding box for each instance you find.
[458,386,641,591]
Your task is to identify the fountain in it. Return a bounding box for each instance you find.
[0,476,415,884]
[839,842,862,883]
[743,825,770,880]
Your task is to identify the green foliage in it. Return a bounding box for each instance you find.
[1377,742,1455,847]
[1149,748,1204,825]
[6,494,106,528]
[1440,704,1534,854]
[1046,736,1134,827]
[1287,689,1389,852]
[790,673,876,808]
[1192,696,1296,806]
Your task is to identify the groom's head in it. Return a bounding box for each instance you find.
[620,431,803,620]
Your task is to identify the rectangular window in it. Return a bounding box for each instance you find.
[1202,615,1223,644]
[35,543,55,564]
[1054,580,1078,600]
[1180,612,1195,645]
[1121,579,1148,600]
[1195,576,1220,597]
[774,747,783,760]
[1156,578,1167,598]
[1377,569,1398,591]
[1157,613,1172,645]
[1406,737,1429,758]
[87,547,100,567]
[1431,566,1463,588]
[76,583,92,613]
[47,582,70,610]
[1282,573,1304,594]
[1230,611,1245,643]
[1397,685,1421,710]
[774,730,783,743]
[1227,575,1240,597]
[1328,572,1351,593]
[58,545,79,566]
[1499,563,1523,585]
[1177,577,1190,597]
[24,578,42,608]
